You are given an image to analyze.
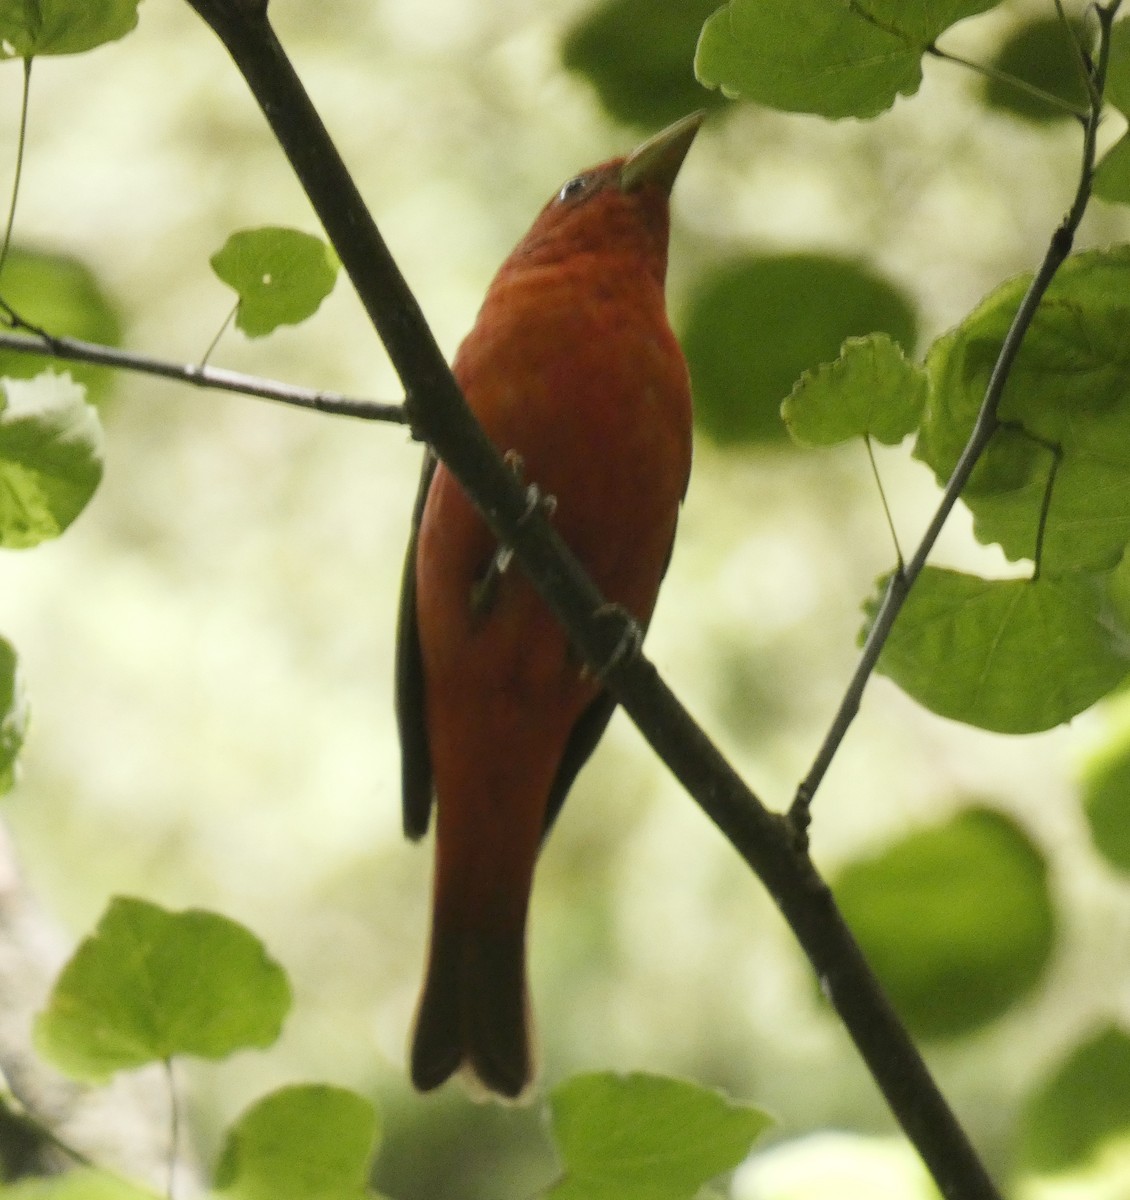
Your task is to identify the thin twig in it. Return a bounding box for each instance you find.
[0,328,406,422]
[790,0,1120,824]
[0,58,32,281]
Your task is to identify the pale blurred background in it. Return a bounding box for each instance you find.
[0,0,1128,1197]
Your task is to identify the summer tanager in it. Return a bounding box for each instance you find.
[395,113,701,1098]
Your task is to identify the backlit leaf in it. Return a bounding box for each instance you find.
[547,1073,769,1200]
[35,897,291,1082]
[696,0,1005,119]
[866,567,1129,733]
[210,227,339,338]
[214,1084,378,1200]
[0,372,103,548]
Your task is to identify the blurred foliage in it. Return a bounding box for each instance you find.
[1018,1026,1130,1175]
[832,807,1054,1040]
[0,248,121,405]
[0,634,24,794]
[1082,719,1130,874]
[982,17,1092,122]
[682,255,918,446]
[561,0,724,128]
[214,1084,379,1200]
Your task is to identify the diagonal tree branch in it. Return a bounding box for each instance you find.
[178,3,1010,1197]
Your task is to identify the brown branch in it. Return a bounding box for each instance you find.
[179,3,1004,1197]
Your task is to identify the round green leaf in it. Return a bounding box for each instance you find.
[783,333,927,448]
[695,0,1005,119]
[34,896,291,1082]
[0,372,104,549]
[982,18,1091,123]
[547,1072,769,1200]
[214,1084,379,1200]
[561,0,724,128]
[682,255,917,446]
[210,227,339,338]
[0,0,141,57]
[1019,1027,1130,1174]
[0,247,122,404]
[918,248,1130,574]
[867,567,1129,733]
[0,634,27,795]
[833,807,1055,1040]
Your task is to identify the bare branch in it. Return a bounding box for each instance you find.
[0,330,405,423]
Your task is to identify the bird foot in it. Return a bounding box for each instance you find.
[580,604,643,681]
[469,453,557,619]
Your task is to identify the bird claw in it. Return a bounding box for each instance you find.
[470,454,557,619]
[580,604,643,681]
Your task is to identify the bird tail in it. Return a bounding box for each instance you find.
[409,918,534,1100]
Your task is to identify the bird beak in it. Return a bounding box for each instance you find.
[619,111,705,196]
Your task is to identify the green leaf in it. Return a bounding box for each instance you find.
[546,1072,769,1200]
[1082,720,1130,875]
[981,18,1091,123]
[1095,133,1130,206]
[0,635,27,795]
[0,0,142,58]
[210,227,339,338]
[867,567,1129,733]
[214,1084,378,1200]
[918,247,1130,574]
[34,896,291,1082]
[682,255,918,446]
[0,247,122,404]
[0,372,103,549]
[1019,1027,1130,1174]
[561,0,724,128]
[0,1171,160,1200]
[833,807,1055,1039]
[695,0,1005,119]
[783,333,927,447]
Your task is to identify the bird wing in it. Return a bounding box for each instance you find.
[541,525,678,838]
[396,450,437,840]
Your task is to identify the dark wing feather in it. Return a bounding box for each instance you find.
[396,451,438,840]
[542,689,618,838]
[541,527,679,839]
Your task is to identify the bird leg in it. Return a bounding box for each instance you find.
[469,452,557,619]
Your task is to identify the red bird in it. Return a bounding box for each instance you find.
[396,113,701,1098]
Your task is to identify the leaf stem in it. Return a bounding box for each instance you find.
[926,44,1090,120]
[0,328,406,421]
[0,58,31,284]
[791,0,1121,823]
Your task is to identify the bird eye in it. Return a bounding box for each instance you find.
[557,173,590,203]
